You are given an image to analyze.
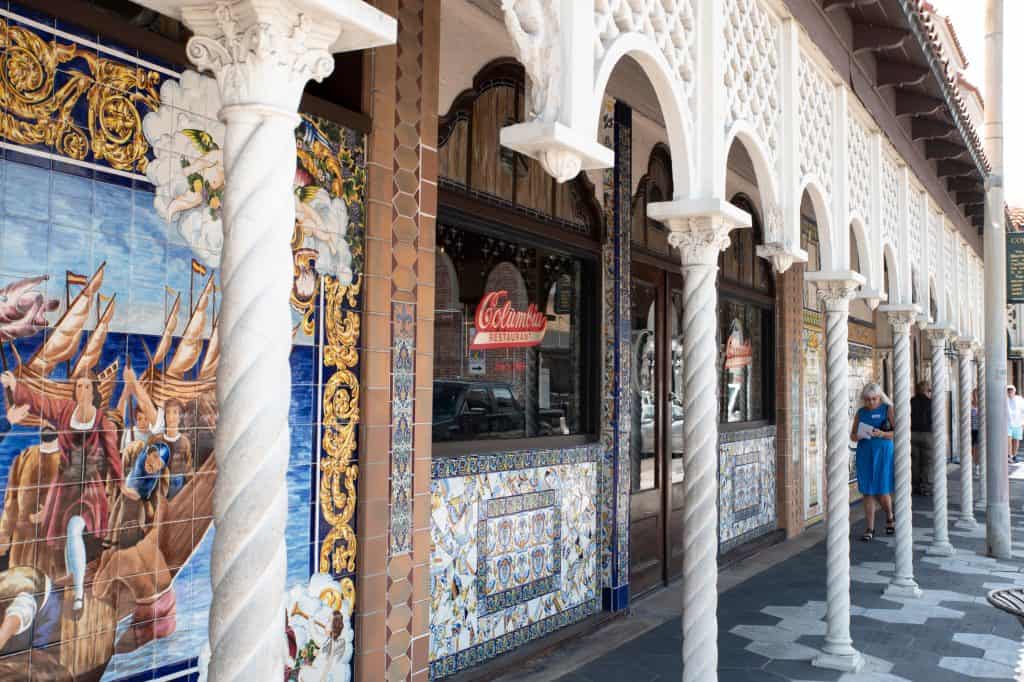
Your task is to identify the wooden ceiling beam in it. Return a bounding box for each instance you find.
[823,0,877,10]
[935,160,974,177]
[895,91,946,117]
[964,203,985,218]
[876,60,931,88]
[947,177,981,192]
[956,191,984,206]
[925,140,968,160]
[853,23,910,54]
[911,117,955,140]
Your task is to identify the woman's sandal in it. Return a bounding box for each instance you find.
[886,516,895,535]
[861,529,874,542]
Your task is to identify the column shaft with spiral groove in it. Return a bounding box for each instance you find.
[976,347,988,508]
[654,201,750,682]
[956,340,977,528]
[926,328,955,556]
[180,3,345,679]
[810,278,864,673]
[883,308,920,597]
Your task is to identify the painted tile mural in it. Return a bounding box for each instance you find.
[718,427,777,552]
[0,6,362,680]
[429,446,601,679]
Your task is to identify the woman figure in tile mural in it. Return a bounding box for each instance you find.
[0,371,123,610]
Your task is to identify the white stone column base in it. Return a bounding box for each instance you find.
[955,516,978,530]
[987,502,1013,559]
[926,541,956,557]
[813,648,865,673]
[884,581,923,599]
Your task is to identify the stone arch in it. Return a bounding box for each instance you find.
[946,292,956,330]
[724,121,780,212]
[849,217,873,286]
[911,265,922,309]
[928,276,940,323]
[592,34,693,199]
[798,179,834,271]
[883,243,901,304]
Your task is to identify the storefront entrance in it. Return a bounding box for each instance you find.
[629,262,686,595]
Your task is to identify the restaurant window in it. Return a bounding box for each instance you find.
[718,194,774,425]
[432,223,596,448]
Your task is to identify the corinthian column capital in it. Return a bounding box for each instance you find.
[805,271,865,313]
[181,0,395,113]
[955,337,977,358]
[650,198,752,266]
[880,304,920,336]
[924,325,953,348]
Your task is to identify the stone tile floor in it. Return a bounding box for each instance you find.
[502,466,1024,682]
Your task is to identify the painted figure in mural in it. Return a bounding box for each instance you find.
[0,566,64,658]
[284,573,355,682]
[851,383,896,541]
[107,441,172,553]
[0,275,60,343]
[0,425,60,570]
[0,371,123,602]
[161,129,224,224]
[159,398,193,499]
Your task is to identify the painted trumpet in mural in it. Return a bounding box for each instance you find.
[0,265,220,678]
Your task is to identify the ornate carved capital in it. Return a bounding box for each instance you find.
[183,0,338,113]
[954,338,976,357]
[886,310,916,336]
[924,326,952,347]
[666,216,734,267]
[815,280,860,313]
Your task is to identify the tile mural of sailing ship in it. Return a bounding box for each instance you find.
[0,5,364,680]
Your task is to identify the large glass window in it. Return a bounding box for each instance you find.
[432,224,596,447]
[718,194,774,425]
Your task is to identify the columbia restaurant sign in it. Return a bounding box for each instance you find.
[470,290,547,349]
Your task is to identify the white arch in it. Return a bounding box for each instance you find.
[849,216,874,286]
[883,243,902,305]
[724,120,781,210]
[928,276,940,323]
[798,178,835,271]
[592,34,694,199]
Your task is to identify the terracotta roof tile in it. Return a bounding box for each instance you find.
[1010,207,1024,232]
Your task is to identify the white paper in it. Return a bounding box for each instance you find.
[856,422,876,441]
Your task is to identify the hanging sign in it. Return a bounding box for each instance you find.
[469,290,547,349]
[1008,232,1024,303]
[723,319,753,369]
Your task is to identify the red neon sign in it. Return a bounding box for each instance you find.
[470,290,547,349]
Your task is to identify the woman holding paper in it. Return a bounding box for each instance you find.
[851,383,895,541]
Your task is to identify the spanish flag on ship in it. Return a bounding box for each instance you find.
[191,258,208,276]
[66,271,89,287]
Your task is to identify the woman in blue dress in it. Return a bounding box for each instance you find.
[851,383,895,541]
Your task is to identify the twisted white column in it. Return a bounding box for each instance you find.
[975,344,988,509]
[808,274,864,673]
[656,201,750,682]
[181,4,342,680]
[955,340,977,528]
[882,307,921,598]
[925,328,955,556]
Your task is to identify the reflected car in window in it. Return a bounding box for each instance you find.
[433,380,567,442]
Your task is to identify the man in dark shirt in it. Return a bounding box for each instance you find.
[910,381,933,495]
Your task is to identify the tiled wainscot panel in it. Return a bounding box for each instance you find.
[719,427,777,552]
[429,446,601,679]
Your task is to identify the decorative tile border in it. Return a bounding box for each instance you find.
[428,598,602,679]
[432,445,600,479]
[390,300,416,555]
[477,490,562,616]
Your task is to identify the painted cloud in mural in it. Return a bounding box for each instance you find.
[142,70,354,287]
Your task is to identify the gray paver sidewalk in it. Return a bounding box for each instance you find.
[502,465,1024,682]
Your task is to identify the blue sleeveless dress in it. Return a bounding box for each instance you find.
[856,405,895,495]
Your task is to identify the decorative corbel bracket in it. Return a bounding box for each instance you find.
[857,287,887,311]
[498,0,612,182]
